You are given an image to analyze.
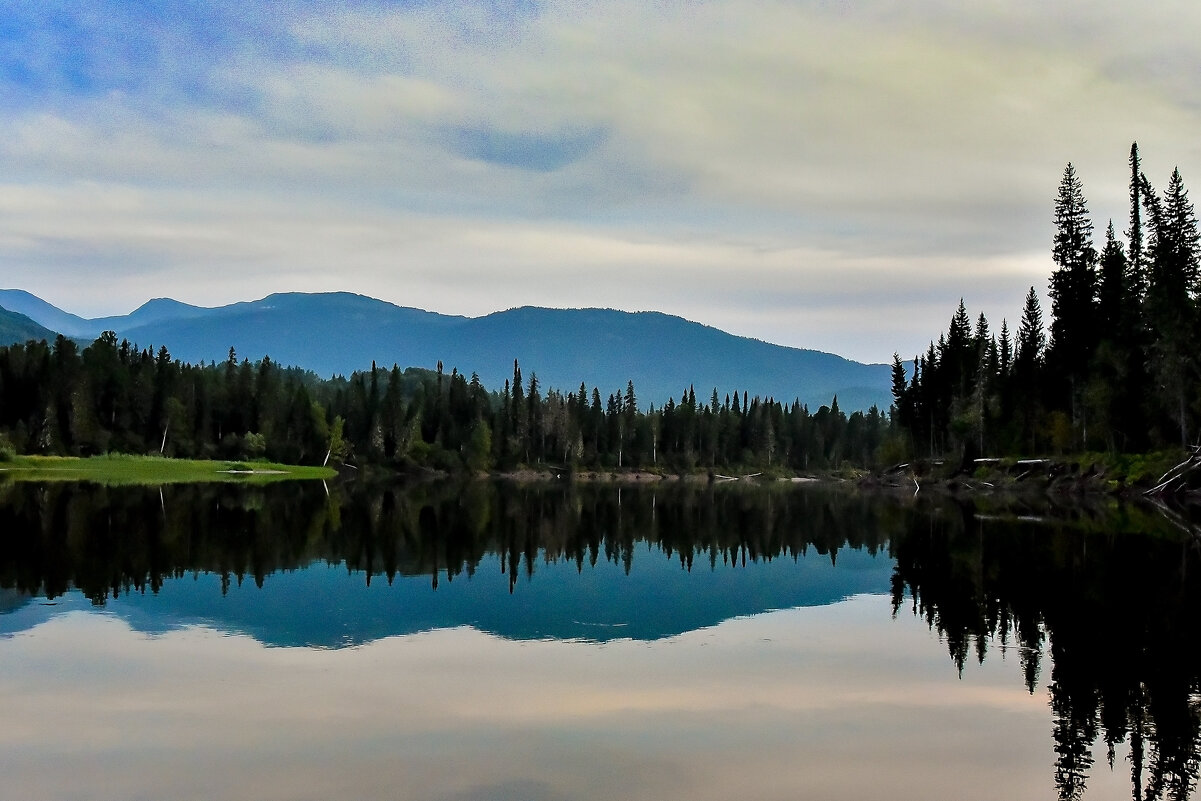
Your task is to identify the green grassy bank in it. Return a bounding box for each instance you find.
[0,454,337,486]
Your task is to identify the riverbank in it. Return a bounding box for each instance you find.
[482,466,850,486]
[476,450,1197,500]
[0,454,337,485]
[859,451,1191,499]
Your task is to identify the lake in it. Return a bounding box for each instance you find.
[1,479,1198,800]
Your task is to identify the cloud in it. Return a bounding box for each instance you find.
[3,0,1201,362]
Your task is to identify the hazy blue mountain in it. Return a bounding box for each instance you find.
[0,304,57,345]
[0,291,210,337]
[447,306,890,410]
[0,289,91,337]
[6,290,891,410]
[90,297,211,331]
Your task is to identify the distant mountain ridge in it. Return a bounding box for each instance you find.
[0,289,891,410]
[0,303,57,345]
[2,291,89,338]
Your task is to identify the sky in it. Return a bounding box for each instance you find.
[3,0,1201,364]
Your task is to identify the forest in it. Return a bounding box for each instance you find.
[2,142,1196,475]
[0,331,886,473]
[891,143,1200,461]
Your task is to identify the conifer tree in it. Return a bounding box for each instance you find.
[1091,220,1142,451]
[1016,289,1045,364]
[1048,163,1098,376]
[1096,221,1129,335]
[1144,167,1200,445]
[1048,163,1098,446]
[1013,287,1046,452]
[998,320,1012,377]
[890,354,908,413]
[1126,143,1147,302]
[947,300,973,395]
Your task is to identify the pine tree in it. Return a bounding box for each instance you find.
[948,300,973,385]
[1154,168,1200,302]
[1013,288,1046,452]
[1091,220,1141,452]
[1145,167,1200,445]
[998,319,1012,377]
[526,372,542,462]
[1048,163,1098,446]
[1126,143,1147,302]
[509,359,525,458]
[890,354,908,414]
[1016,288,1045,369]
[1048,162,1098,375]
[1096,220,1129,335]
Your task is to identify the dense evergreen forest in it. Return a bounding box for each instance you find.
[892,143,1200,461]
[3,142,1195,474]
[0,332,885,473]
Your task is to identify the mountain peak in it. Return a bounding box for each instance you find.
[1,289,891,409]
[0,288,94,336]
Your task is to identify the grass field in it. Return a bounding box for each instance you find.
[0,454,337,485]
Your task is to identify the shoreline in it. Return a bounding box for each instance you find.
[487,468,833,485]
[475,454,1200,503]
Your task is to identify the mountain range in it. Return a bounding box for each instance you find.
[0,289,891,410]
[0,303,55,345]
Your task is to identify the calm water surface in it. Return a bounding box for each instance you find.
[0,480,1198,801]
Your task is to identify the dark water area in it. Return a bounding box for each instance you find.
[1,479,1199,800]
[0,480,897,644]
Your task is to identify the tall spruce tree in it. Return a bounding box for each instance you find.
[1048,163,1098,443]
[1126,143,1147,302]
[1096,221,1129,335]
[1016,287,1046,370]
[945,299,974,398]
[1049,163,1098,367]
[998,319,1012,377]
[1091,219,1142,451]
[1145,167,1200,445]
[1014,287,1046,452]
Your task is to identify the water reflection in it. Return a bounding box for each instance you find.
[0,601,1059,801]
[0,481,898,642]
[1,479,1199,800]
[890,498,1201,801]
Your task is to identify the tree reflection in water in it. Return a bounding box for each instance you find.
[0,478,1198,799]
[889,496,1201,801]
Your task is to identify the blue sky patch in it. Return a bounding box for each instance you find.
[451,125,605,172]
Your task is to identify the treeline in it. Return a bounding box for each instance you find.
[0,331,889,472]
[0,481,893,602]
[892,143,1201,460]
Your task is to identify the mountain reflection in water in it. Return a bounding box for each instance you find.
[0,479,1199,800]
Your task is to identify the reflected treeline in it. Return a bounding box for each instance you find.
[890,495,1201,801]
[2,479,1199,799]
[334,480,902,591]
[0,480,333,600]
[0,480,898,601]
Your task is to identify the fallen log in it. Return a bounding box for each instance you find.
[1144,447,1201,497]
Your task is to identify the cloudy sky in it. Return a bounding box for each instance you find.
[3,1,1200,363]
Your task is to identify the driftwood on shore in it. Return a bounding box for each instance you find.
[865,455,1103,497]
[714,472,763,483]
[1144,446,1201,497]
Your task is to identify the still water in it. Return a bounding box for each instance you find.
[0,480,1198,800]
